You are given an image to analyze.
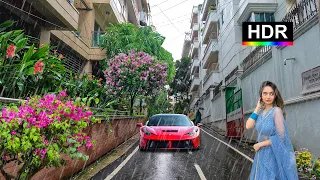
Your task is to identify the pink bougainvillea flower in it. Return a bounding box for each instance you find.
[6,44,16,59]
[58,90,67,97]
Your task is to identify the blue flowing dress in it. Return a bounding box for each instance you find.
[249,107,299,180]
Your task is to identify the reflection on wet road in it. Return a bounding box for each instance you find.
[92,129,253,180]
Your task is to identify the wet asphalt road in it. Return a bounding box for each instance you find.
[92,129,253,180]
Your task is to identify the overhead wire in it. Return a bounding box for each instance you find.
[153,4,183,33]
[153,0,191,16]
[151,0,169,7]
[154,12,192,26]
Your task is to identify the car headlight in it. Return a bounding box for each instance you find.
[142,127,151,136]
[187,128,198,136]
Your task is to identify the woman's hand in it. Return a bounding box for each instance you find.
[253,143,261,152]
[256,98,262,110]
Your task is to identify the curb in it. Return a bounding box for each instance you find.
[69,133,140,180]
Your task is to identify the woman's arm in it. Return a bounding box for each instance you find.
[246,98,262,129]
[246,103,261,129]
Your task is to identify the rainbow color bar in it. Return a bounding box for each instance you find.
[242,41,293,46]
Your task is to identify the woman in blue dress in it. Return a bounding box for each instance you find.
[246,81,299,180]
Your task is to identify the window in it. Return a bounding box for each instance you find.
[221,9,224,25]
[217,20,220,35]
[253,12,275,22]
[92,22,102,47]
[147,115,193,126]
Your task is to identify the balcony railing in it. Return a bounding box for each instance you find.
[203,63,219,83]
[202,10,218,43]
[282,0,318,30]
[213,81,222,98]
[191,59,200,74]
[225,66,239,85]
[241,46,271,72]
[241,0,318,73]
[92,31,105,47]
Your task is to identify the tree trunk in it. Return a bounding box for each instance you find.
[130,95,135,116]
[139,97,142,113]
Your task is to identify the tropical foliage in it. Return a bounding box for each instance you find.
[0,20,109,109]
[147,90,170,118]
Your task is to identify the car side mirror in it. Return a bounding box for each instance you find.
[137,123,143,127]
[197,123,202,127]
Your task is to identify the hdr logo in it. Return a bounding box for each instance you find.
[242,22,294,46]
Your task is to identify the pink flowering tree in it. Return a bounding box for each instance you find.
[0,90,100,180]
[104,52,168,115]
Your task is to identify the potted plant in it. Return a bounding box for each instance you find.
[209,5,216,10]
[295,149,320,179]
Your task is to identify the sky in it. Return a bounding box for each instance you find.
[148,0,202,61]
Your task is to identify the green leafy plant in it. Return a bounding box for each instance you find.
[100,23,175,82]
[0,20,70,99]
[209,5,216,10]
[147,90,170,118]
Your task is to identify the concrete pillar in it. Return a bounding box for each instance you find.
[83,60,92,74]
[209,87,214,100]
[77,1,95,47]
[39,28,50,47]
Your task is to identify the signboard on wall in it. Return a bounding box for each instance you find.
[225,87,244,138]
[302,66,320,94]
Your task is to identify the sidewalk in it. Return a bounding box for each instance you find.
[69,133,140,180]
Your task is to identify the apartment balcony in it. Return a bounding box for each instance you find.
[201,0,217,21]
[93,0,125,24]
[203,39,219,69]
[127,0,140,26]
[203,66,220,91]
[191,23,199,31]
[181,37,191,58]
[190,40,199,58]
[190,23,199,42]
[191,59,200,75]
[190,75,200,92]
[202,10,219,44]
[25,0,79,30]
[139,11,148,26]
[192,6,199,14]
[190,91,200,108]
[51,30,106,61]
[237,0,278,23]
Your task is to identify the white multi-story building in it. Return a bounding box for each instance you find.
[186,0,320,157]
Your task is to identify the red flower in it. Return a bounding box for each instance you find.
[6,44,16,59]
[58,54,64,59]
[34,61,45,74]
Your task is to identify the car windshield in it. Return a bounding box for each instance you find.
[147,115,193,126]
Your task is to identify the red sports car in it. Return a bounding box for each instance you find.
[137,114,201,151]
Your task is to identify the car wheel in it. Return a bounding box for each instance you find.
[139,145,145,151]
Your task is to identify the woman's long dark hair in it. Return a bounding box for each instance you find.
[259,81,286,118]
